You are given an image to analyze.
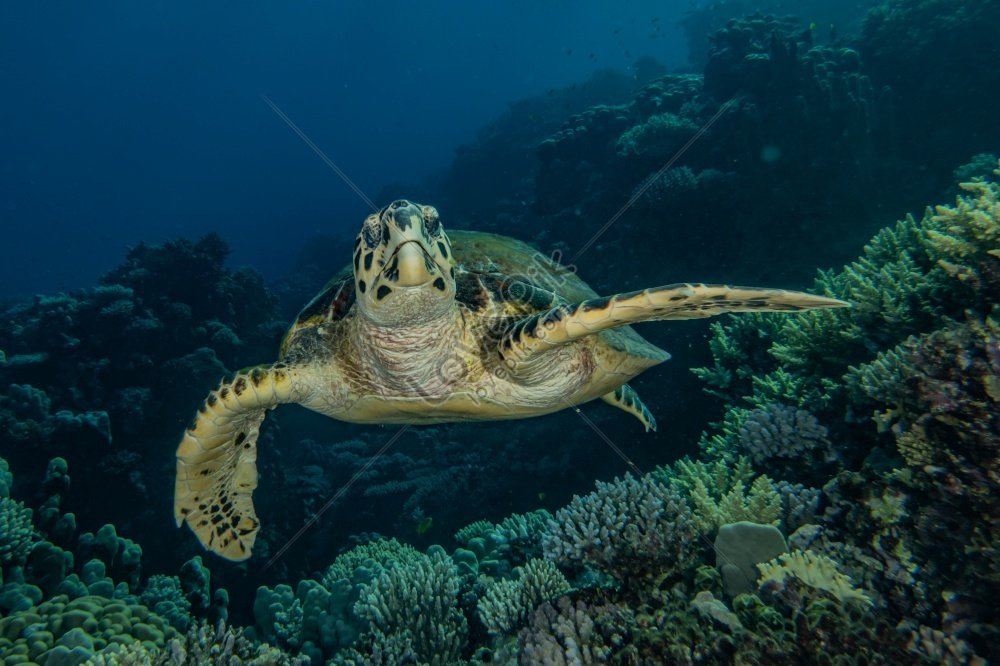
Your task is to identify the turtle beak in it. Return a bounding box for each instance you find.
[392,241,433,287]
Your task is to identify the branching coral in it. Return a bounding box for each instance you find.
[657,458,783,533]
[542,474,697,589]
[321,537,421,589]
[0,497,35,568]
[353,548,467,665]
[518,596,614,665]
[757,550,872,606]
[734,404,836,484]
[615,112,699,159]
[477,558,570,636]
[694,166,1000,489]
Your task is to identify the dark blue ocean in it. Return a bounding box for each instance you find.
[1,1,998,664]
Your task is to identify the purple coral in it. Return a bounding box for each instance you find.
[518,597,614,665]
[542,474,697,584]
[738,404,834,481]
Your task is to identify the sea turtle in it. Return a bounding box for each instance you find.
[175,200,847,560]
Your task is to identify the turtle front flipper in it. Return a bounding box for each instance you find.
[499,283,848,375]
[602,384,657,432]
[174,363,307,561]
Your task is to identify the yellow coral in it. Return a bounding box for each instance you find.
[866,489,907,525]
[757,550,872,606]
[895,425,934,468]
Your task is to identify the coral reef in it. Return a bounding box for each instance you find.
[353,548,467,665]
[1,1,997,662]
[757,549,872,606]
[0,233,282,579]
[860,0,1000,172]
[736,404,835,482]
[477,558,569,635]
[517,597,615,665]
[692,168,999,659]
[542,474,698,592]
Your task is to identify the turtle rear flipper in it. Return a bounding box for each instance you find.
[602,384,657,431]
[500,283,848,376]
[174,364,304,561]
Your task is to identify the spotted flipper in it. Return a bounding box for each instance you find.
[174,363,306,561]
[602,384,657,432]
[499,283,848,375]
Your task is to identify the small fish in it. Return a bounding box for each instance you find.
[416,516,433,535]
[809,22,817,31]
[538,492,547,501]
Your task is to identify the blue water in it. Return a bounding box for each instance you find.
[0,0,690,297]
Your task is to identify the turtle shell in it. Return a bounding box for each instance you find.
[281,230,666,363]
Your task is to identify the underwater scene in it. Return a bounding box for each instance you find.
[1,0,999,664]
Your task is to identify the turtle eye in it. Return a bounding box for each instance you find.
[422,207,441,237]
[362,216,382,248]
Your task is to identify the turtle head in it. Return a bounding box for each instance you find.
[353,200,456,326]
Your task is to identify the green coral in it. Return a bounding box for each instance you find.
[253,538,427,662]
[477,558,570,635]
[694,164,1000,462]
[76,524,142,592]
[321,537,421,589]
[0,497,35,568]
[658,457,782,532]
[757,550,872,606]
[80,619,303,665]
[353,548,467,665]
[0,456,12,497]
[139,575,192,631]
[0,593,178,664]
[454,520,493,546]
[615,111,699,158]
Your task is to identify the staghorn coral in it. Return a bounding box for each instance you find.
[237,537,428,660]
[772,480,820,534]
[492,509,553,564]
[251,574,363,662]
[695,167,1000,438]
[542,474,697,590]
[455,520,494,546]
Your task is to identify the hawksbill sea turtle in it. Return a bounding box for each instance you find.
[174,200,847,560]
